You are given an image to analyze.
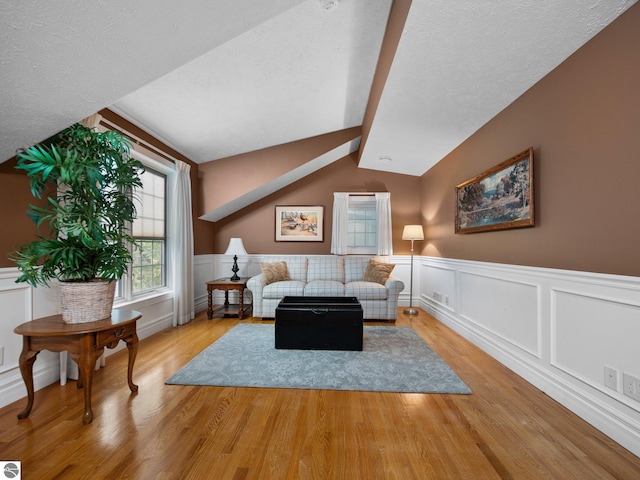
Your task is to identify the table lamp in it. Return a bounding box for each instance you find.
[224,238,248,281]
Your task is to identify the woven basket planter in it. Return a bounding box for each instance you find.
[59,279,116,324]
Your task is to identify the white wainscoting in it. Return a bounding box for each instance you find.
[0,269,64,409]
[194,254,216,314]
[0,267,174,409]
[194,254,261,312]
[421,256,640,457]
[0,276,32,376]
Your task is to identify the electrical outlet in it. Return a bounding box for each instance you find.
[444,295,449,306]
[604,365,618,390]
[622,373,640,402]
[0,346,3,366]
[623,374,636,396]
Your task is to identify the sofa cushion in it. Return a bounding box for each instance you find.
[345,281,388,300]
[363,259,395,285]
[307,256,344,283]
[263,256,307,282]
[263,280,305,299]
[283,256,308,282]
[260,261,290,285]
[304,280,345,297]
[344,256,370,283]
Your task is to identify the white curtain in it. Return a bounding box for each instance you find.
[330,192,349,255]
[171,160,194,326]
[375,192,393,256]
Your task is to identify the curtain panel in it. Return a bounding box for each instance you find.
[375,192,393,256]
[330,192,349,255]
[171,160,194,326]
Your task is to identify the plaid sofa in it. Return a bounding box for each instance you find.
[247,256,404,321]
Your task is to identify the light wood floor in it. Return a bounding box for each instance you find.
[1,309,639,479]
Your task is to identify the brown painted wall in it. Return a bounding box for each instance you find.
[421,3,640,277]
[212,152,421,255]
[0,159,51,267]
[198,127,361,214]
[0,110,216,268]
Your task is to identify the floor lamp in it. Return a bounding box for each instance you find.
[402,225,424,315]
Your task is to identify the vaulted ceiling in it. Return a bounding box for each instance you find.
[1,0,636,177]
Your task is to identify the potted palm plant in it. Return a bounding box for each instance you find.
[11,122,143,323]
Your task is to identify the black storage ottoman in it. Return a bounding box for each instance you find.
[275,296,363,351]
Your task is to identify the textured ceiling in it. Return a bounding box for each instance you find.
[0,0,305,163]
[1,0,637,177]
[112,0,392,162]
[358,0,638,175]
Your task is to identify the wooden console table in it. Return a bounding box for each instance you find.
[207,277,251,319]
[14,309,142,425]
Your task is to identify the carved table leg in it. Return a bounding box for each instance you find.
[125,333,139,393]
[207,286,213,319]
[238,288,245,320]
[17,337,39,420]
[78,334,97,425]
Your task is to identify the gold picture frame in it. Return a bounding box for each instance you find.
[455,148,534,234]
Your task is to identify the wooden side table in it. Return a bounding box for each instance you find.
[207,277,251,320]
[13,309,142,425]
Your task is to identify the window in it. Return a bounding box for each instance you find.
[131,168,167,294]
[347,196,377,254]
[115,148,172,302]
[331,192,392,256]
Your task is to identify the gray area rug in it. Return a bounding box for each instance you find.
[166,324,471,394]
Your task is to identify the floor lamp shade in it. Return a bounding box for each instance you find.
[224,238,248,281]
[402,225,423,315]
[402,225,424,241]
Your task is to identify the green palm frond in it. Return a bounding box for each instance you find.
[10,123,144,287]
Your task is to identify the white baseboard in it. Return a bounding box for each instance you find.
[0,352,60,411]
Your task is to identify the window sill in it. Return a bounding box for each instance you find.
[114,289,173,310]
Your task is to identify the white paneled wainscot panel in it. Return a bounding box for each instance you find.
[421,257,640,457]
[459,270,540,357]
[0,269,60,408]
[194,254,215,313]
[552,289,640,406]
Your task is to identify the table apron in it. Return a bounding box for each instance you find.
[28,335,86,354]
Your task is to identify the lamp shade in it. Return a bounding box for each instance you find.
[224,238,248,256]
[402,225,424,241]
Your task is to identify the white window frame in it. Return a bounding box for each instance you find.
[115,149,175,304]
[347,195,377,255]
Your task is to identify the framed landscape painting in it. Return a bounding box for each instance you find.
[455,148,534,234]
[275,205,324,241]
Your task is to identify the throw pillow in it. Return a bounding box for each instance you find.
[363,259,395,285]
[260,261,290,285]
